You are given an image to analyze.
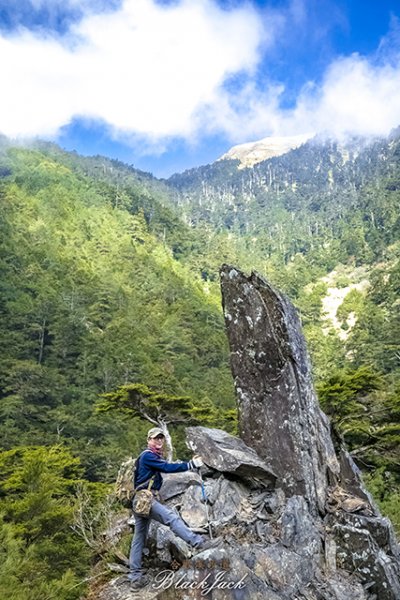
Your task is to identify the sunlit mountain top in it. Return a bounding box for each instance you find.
[218,133,313,168]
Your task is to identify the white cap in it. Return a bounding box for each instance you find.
[147,427,165,439]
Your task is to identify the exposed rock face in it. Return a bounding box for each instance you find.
[218,265,400,598]
[220,264,339,513]
[94,266,400,600]
[218,133,312,168]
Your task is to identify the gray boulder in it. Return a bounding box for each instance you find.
[186,425,277,486]
[160,471,202,502]
[179,483,208,531]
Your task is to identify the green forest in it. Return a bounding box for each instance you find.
[0,134,399,598]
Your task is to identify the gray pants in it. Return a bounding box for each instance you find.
[128,498,204,581]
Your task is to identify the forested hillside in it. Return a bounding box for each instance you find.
[168,132,400,267]
[0,132,399,598]
[0,142,236,599]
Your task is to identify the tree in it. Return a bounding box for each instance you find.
[97,383,198,460]
[0,445,91,599]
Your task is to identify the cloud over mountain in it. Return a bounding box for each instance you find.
[1,0,400,149]
[0,0,265,139]
[208,41,400,142]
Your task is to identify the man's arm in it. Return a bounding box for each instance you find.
[142,451,194,473]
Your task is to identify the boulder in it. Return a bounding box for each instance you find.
[325,511,400,600]
[246,543,315,596]
[179,483,208,531]
[160,471,202,502]
[185,425,277,487]
[152,524,192,565]
[209,477,247,524]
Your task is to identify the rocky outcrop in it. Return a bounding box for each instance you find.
[95,266,400,600]
[218,265,400,598]
[220,264,339,514]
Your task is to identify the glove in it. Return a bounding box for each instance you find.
[189,455,204,469]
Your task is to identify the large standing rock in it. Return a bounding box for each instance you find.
[219,265,400,598]
[220,264,339,513]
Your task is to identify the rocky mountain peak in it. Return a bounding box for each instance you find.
[218,133,313,168]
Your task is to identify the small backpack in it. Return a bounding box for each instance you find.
[115,456,138,508]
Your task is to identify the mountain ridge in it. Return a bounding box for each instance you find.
[167,132,399,230]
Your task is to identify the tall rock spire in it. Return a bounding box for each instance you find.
[220,264,340,514]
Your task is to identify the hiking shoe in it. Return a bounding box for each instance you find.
[129,574,151,590]
[197,536,223,551]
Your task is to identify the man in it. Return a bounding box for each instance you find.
[128,427,221,589]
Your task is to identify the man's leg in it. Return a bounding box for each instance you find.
[128,513,151,581]
[150,499,204,547]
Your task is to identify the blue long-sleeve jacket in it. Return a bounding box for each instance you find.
[134,449,190,491]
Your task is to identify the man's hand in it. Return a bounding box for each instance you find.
[189,455,204,469]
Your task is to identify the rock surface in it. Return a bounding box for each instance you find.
[186,425,277,486]
[220,264,339,514]
[94,266,400,600]
[218,133,312,168]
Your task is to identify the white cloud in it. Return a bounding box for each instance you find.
[287,53,400,139]
[200,48,400,143]
[0,0,265,140]
[1,0,400,149]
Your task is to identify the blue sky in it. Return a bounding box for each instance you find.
[0,0,399,177]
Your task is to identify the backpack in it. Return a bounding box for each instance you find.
[115,456,138,508]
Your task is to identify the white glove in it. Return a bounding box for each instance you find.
[191,455,204,468]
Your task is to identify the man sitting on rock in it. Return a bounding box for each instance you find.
[128,427,221,589]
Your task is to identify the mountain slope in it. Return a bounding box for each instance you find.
[167,132,400,270]
[0,145,235,475]
[1,135,400,598]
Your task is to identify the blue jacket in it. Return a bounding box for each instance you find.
[134,449,191,492]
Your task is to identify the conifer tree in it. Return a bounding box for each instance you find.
[98,383,198,459]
